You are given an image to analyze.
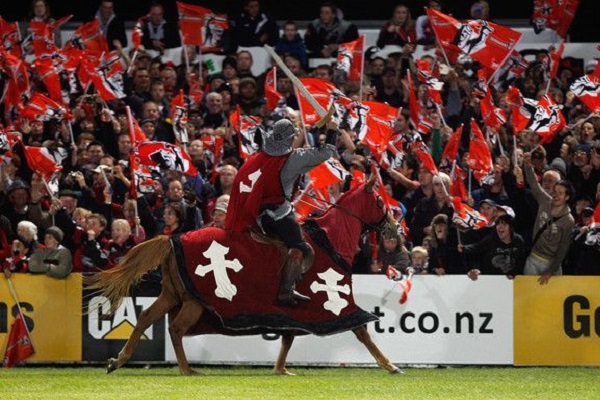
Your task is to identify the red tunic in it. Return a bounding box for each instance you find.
[225,152,290,232]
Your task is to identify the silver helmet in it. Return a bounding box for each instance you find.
[262,119,296,156]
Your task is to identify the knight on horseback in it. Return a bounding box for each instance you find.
[225,118,340,306]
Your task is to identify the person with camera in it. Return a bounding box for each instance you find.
[29,227,72,279]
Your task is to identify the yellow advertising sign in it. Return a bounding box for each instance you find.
[514,276,600,366]
[0,274,82,362]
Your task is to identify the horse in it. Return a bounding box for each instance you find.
[85,175,401,376]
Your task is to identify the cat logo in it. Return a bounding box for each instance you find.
[87,296,156,340]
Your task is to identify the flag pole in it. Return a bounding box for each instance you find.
[513,135,519,167]
[4,275,30,330]
[425,7,451,67]
[180,33,191,76]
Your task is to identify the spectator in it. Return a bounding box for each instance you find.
[141,2,181,53]
[376,4,417,49]
[427,214,462,275]
[523,152,575,284]
[371,227,411,274]
[458,210,526,280]
[304,2,359,58]
[4,179,44,234]
[208,194,230,228]
[415,0,442,47]
[29,226,72,279]
[162,203,185,235]
[9,221,42,273]
[95,0,127,52]
[21,0,60,49]
[409,246,429,274]
[275,21,308,69]
[411,172,453,246]
[232,0,279,48]
[470,0,491,21]
[106,219,136,266]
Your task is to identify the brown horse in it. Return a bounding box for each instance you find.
[85,176,401,375]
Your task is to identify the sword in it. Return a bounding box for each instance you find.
[264,45,334,128]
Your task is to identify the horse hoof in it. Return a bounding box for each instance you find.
[273,368,295,376]
[106,358,119,374]
[389,367,405,375]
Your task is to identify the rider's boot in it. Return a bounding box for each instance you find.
[278,244,315,306]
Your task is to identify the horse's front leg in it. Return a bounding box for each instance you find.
[107,291,177,374]
[273,332,295,375]
[352,325,403,374]
[168,299,204,376]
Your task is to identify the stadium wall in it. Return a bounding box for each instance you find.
[1,275,599,366]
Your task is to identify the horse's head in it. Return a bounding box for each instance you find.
[333,173,398,235]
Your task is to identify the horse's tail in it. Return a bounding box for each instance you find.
[83,235,172,313]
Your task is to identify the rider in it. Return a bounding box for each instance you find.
[225,118,340,306]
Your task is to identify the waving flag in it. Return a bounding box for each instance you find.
[441,124,463,164]
[415,58,443,107]
[264,67,284,112]
[65,19,108,52]
[126,106,147,145]
[297,78,338,126]
[428,9,522,71]
[0,16,22,57]
[449,164,469,200]
[135,141,198,176]
[3,313,35,368]
[361,101,398,156]
[177,2,229,53]
[570,62,600,114]
[490,50,529,91]
[229,105,262,159]
[293,182,328,222]
[452,196,489,230]
[411,141,438,175]
[80,52,125,100]
[131,17,145,50]
[308,158,350,189]
[171,89,189,144]
[480,91,506,132]
[467,119,493,178]
[526,95,566,144]
[13,140,64,180]
[507,86,537,133]
[21,92,70,122]
[531,0,579,38]
[336,35,364,81]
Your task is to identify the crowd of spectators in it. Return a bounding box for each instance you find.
[1,0,599,283]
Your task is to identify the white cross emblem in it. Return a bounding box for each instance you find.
[310,268,350,315]
[240,169,262,193]
[194,241,243,301]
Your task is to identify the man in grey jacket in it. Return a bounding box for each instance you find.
[523,152,575,285]
[29,227,72,279]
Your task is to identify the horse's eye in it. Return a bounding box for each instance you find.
[376,196,384,209]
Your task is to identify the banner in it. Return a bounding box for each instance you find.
[166,276,514,365]
[514,276,600,366]
[82,280,165,362]
[0,274,82,362]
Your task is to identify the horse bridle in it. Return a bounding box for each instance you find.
[304,192,393,234]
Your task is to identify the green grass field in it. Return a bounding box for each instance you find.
[1,366,599,400]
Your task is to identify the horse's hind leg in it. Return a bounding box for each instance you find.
[273,332,295,375]
[107,291,177,374]
[168,299,204,376]
[353,325,403,374]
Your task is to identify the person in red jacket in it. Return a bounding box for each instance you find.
[226,118,340,306]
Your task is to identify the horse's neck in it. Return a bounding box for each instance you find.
[315,208,362,265]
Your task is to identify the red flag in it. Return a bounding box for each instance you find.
[3,313,35,368]
[308,158,350,189]
[570,64,600,114]
[526,95,566,144]
[441,124,463,164]
[548,40,565,81]
[490,50,529,91]
[66,19,108,52]
[34,59,63,104]
[14,141,64,180]
[177,2,229,53]
[293,182,328,223]
[80,52,126,101]
[0,16,22,57]
[467,119,493,175]
[21,92,69,122]
[131,17,145,50]
[428,9,522,71]
[449,165,469,200]
[406,71,420,129]
[188,73,204,110]
[135,141,198,176]
[480,91,506,132]
[451,196,489,230]
[411,141,438,175]
[229,105,262,159]
[531,0,579,38]
[125,106,146,146]
[297,78,337,126]
[171,89,189,144]
[335,35,364,81]
[361,101,398,156]
[350,169,366,190]
[507,86,535,133]
[264,67,285,112]
[415,58,443,107]
[1,50,31,111]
